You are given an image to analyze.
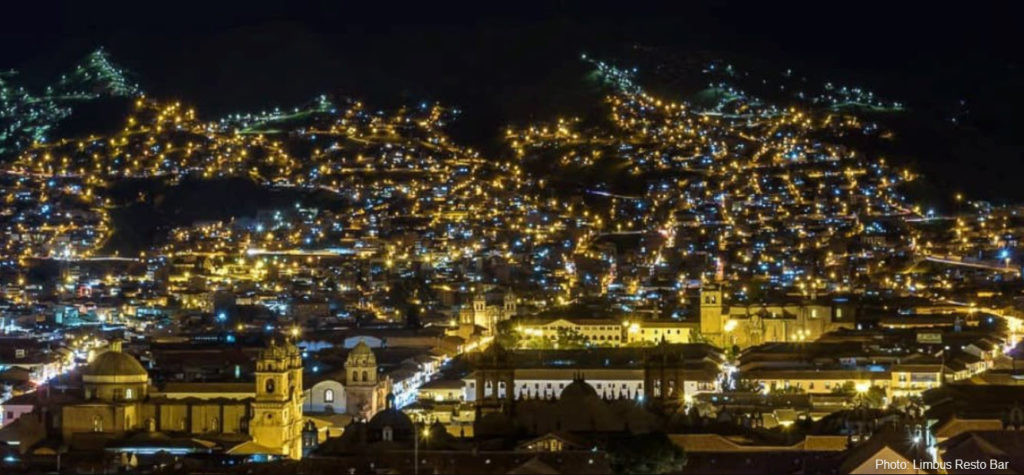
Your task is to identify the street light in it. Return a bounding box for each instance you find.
[414,422,430,475]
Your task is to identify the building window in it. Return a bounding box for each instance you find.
[383,426,393,441]
[324,389,335,403]
[265,378,276,394]
[362,371,369,382]
[92,416,103,432]
[125,388,134,400]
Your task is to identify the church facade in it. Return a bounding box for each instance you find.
[303,341,391,420]
[458,289,517,335]
[14,339,305,460]
[698,284,856,348]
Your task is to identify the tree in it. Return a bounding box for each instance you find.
[608,432,686,474]
[553,328,587,348]
[862,386,887,408]
[494,329,522,349]
[689,330,709,345]
[832,382,887,408]
[831,381,857,395]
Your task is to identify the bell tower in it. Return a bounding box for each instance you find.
[503,291,517,318]
[344,341,380,419]
[474,343,515,417]
[473,292,487,324]
[250,339,304,459]
[643,342,689,408]
[699,284,725,346]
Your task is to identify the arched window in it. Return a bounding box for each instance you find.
[92,415,103,432]
[324,388,335,403]
[362,370,368,382]
[382,426,393,441]
[125,388,134,400]
[265,378,276,394]
[352,370,358,382]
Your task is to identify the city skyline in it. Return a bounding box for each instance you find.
[2,3,1024,475]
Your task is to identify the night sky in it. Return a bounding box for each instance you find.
[4,1,1022,199]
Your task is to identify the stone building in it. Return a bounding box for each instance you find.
[303,341,391,421]
[459,289,517,335]
[7,339,306,460]
[699,284,855,348]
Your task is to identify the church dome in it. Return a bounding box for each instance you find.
[367,393,414,442]
[83,342,148,382]
[346,341,377,367]
[559,376,599,403]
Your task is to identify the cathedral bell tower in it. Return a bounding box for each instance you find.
[643,341,689,409]
[699,284,725,346]
[474,342,515,417]
[250,338,304,459]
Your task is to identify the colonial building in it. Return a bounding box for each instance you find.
[466,344,713,438]
[3,339,306,461]
[699,284,855,348]
[464,343,723,407]
[303,341,391,420]
[513,316,695,347]
[459,289,516,335]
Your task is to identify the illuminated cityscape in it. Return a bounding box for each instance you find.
[1,3,1023,474]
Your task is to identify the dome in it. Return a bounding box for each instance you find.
[346,341,377,367]
[366,394,414,442]
[83,348,148,382]
[559,376,599,403]
[367,408,414,434]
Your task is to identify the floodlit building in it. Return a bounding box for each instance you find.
[1,339,305,461]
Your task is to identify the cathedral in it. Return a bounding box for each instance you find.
[9,339,305,461]
[698,284,855,348]
[470,343,673,438]
[458,289,517,335]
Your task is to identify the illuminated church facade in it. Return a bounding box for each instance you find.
[12,339,305,460]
